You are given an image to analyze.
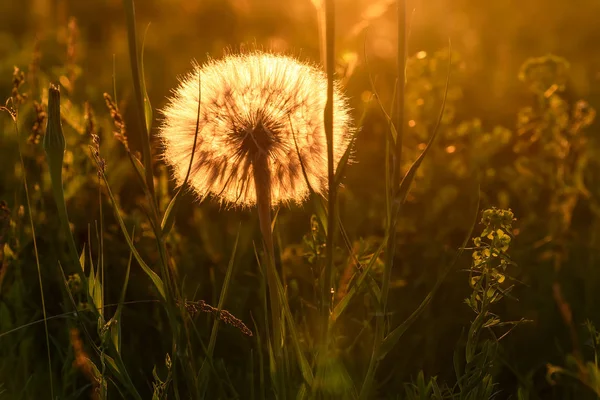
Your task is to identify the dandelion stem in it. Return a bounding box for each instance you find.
[253,154,283,364]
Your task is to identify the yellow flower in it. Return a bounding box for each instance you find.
[158,50,353,207]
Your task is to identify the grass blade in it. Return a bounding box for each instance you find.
[330,238,385,323]
[161,71,202,235]
[10,114,54,399]
[110,227,134,354]
[140,23,153,134]
[123,0,155,197]
[43,83,82,274]
[97,167,165,300]
[198,225,241,394]
[378,185,480,359]
[290,115,329,235]
[392,41,452,219]
[333,93,372,188]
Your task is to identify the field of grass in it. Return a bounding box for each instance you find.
[1,0,600,399]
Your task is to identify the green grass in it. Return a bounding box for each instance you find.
[1,0,600,399]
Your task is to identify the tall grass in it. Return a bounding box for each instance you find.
[0,1,598,399]
[1,97,53,399]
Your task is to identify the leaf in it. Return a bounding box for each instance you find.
[291,114,329,235]
[99,168,165,300]
[103,353,142,400]
[88,260,102,313]
[198,226,241,395]
[86,234,103,313]
[273,260,314,386]
[123,0,155,195]
[79,243,86,273]
[161,71,202,236]
[330,238,385,323]
[140,23,153,134]
[334,94,372,187]
[392,42,452,219]
[110,228,133,354]
[378,184,479,360]
[312,195,329,236]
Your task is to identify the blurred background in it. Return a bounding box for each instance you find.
[1,0,600,398]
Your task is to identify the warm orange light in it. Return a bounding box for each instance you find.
[446,145,456,153]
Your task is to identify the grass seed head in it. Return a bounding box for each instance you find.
[103,93,129,152]
[29,101,46,145]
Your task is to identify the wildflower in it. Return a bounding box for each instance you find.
[158,50,353,207]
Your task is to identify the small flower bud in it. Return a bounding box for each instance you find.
[43,83,66,177]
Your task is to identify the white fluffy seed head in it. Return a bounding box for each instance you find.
[158,50,353,207]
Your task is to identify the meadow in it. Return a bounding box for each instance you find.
[1,0,600,398]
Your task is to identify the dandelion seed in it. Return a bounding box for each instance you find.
[158,50,353,207]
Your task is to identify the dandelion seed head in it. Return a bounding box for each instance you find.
[158,50,353,207]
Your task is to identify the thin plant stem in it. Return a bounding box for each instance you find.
[383,0,406,324]
[123,0,155,200]
[15,118,54,399]
[253,153,282,362]
[360,1,406,398]
[121,2,202,394]
[321,0,336,344]
[315,1,327,67]
[99,178,104,320]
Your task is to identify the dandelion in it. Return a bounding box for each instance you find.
[157,50,353,207]
[159,50,353,358]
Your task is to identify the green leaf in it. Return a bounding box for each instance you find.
[378,184,479,360]
[160,189,181,235]
[333,94,371,187]
[103,353,142,400]
[273,258,314,387]
[291,114,329,234]
[79,244,86,273]
[161,71,202,236]
[330,239,385,323]
[198,226,241,395]
[393,44,451,220]
[98,168,165,300]
[123,0,155,196]
[87,257,102,313]
[140,23,153,134]
[312,195,329,236]
[110,228,133,354]
[44,83,81,274]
